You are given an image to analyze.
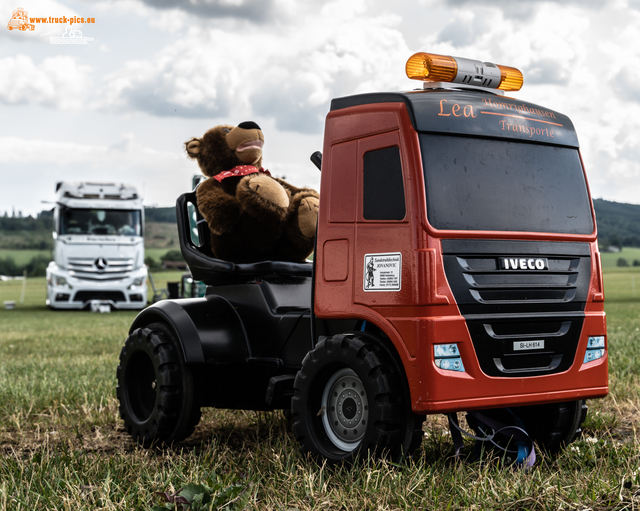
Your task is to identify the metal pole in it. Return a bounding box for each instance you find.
[20,270,26,303]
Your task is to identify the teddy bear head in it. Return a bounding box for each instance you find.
[185,121,265,178]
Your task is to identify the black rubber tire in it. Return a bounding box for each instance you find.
[116,322,201,447]
[511,400,588,454]
[291,333,422,464]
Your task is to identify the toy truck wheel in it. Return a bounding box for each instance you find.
[291,333,422,463]
[512,400,588,453]
[116,322,201,447]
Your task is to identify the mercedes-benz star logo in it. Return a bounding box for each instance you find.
[94,257,108,270]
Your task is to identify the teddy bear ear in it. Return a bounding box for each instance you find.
[185,138,202,159]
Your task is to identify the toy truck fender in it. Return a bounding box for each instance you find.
[128,296,250,364]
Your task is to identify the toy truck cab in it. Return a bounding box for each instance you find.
[316,84,607,414]
[116,53,607,463]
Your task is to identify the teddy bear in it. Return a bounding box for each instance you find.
[185,121,319,264]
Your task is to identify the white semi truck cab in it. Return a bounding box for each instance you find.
[46,182,148,310]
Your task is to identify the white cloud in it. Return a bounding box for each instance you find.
[441,0,606,19]
[100,39,240,118]
[138,0,276,21]
[0,55,92,109]
[0,134,195,214]
[0,136,101,164]
[0,133,181,165]
[98,0,409,132]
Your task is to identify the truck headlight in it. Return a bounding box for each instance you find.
[434,343,466,372]
[55,276,68,287]
[583,336,606,364]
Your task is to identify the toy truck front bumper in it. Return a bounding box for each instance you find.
[46,263,148,310]
[405,312,608,414]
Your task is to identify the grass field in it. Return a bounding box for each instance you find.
[0,269,639,509]
[601,247,640,270]
[0,249,51,267]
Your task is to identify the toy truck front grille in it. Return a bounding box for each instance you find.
[441,239,591,377]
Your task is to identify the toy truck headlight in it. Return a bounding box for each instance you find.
[54,276,68,287]
[406,52,524,91]
[434,343,465,372]
[583,336,606,364]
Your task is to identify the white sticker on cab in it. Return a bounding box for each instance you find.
[363,253,402,292]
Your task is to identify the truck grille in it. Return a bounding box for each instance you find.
[73,291,126,303]
[441,239,591,377]
[68,257,134,282]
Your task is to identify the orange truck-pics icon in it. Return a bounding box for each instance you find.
[7,8,35,31]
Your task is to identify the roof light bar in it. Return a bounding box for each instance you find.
[406,52,524,92]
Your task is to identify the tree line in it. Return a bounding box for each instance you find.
[593,199,640,249]
[1,201,639,277]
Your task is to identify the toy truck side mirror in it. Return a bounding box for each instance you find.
[310,151,322,171]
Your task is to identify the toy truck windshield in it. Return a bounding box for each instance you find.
[420,134,594,234]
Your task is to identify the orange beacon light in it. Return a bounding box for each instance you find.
[406,52,524,91]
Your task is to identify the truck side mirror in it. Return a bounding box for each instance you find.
[310,151,322,171]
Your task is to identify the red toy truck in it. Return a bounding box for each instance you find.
[117,52,607,463]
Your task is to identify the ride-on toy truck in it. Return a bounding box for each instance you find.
[117,52,608,463]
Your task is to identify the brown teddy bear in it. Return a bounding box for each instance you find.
[185,121,319,263]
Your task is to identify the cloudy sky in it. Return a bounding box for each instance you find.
[1,0,640,217]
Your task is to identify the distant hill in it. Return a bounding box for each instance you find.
[145,206,177,224]
[592,199,640,249]
[146,201,640,249]
[0,206,177,251]
[0,201,638,250]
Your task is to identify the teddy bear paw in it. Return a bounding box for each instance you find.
[298,196,319,238]
[242,173,290,210]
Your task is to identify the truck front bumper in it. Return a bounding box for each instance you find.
[46,263,148,310]
[405,312,608,414]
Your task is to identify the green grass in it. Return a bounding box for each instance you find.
[0,272,639,509]
[146,248,179,262]
[602,270,640,302]
[0,249,51,267]
[600,247,640,269]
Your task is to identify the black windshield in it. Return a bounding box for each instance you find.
[421,134,594,234]
[60,208,142,236]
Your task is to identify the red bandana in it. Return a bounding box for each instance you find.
[213,165,271,182]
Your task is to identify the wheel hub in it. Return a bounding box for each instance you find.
[321,368,368,452]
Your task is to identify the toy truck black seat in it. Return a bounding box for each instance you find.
[176,191,313,286]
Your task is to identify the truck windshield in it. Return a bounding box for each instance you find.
[59,208,142,236]
[420,134,594,234]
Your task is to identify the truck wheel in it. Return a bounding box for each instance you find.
[512,400,588,453]
[291,334,421,463]
[116,322,201,447]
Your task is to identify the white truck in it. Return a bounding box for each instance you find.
[46,182,148,310]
